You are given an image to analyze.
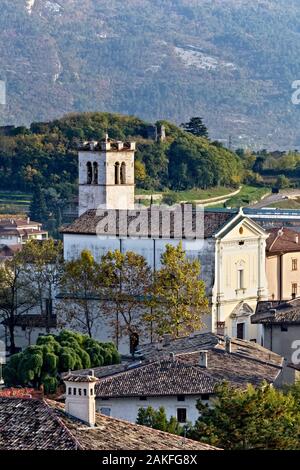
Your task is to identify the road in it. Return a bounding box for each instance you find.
[250,189,300,209]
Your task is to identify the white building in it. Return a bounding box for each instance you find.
[0,217,48,246]
[61,134,269,352]
[91,334,283,425]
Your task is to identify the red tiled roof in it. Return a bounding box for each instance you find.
[266,227,300,254]
[61,208,235,239]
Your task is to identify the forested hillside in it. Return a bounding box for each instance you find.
[0,1,300,148]
[0,112,243,233]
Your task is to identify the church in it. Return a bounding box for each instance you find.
[61,134,269,352]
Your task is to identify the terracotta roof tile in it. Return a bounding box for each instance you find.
[252,298,300,324]
[266,227,300,253]
[0,397,80,450]
[61,209,235,239]
[48,401,219,450]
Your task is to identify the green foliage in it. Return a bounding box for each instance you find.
[191,382,300,450]
[1,1,299,149]
[275,174,290,189]
[144,242,208,337]
[3,330,120,393]
[162,192,179,206]
[62,250,102,337]
[0,112,245,234]
[181,117,209,139]
[136,406,183,435]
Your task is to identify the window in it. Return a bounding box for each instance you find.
[292,283,298,298]
[84,389,87,396]
[73,388,77,395]
[87,162,92,184]
[238,269,244,290]
[93,162,98,184]
[201,394,210,401]
[177,395,185,402]
[114,162,120,184]
[292,259,298,271]
[90,388,94,396]
[237,323,245,340]
[100,407,111,417]
[79,388,82,396]
[121,162,126,184]
[68,387,71,395]
[177,408,187,423]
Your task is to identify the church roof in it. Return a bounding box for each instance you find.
[61,208,235,239]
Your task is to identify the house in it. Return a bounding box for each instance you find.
[60,134,269,351]
[0,244,21,260]
[265,227,300,300]
[69,333,283,425]
[0,389,219,450]
[1,314,60,352]
[251,298,300,384]
[0,217,48,246]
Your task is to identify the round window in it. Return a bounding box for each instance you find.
[239,227,244,235]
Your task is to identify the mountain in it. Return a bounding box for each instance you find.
[1,0,300,149]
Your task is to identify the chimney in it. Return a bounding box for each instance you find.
[295,234,299,244]
[169,352,175,361]
[199,350,208,368]
[163,334,172,347]
[64,374,98,427]
[117,141,124,151]
[225,336,232,354]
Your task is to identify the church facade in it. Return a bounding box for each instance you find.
[61,135,269,351]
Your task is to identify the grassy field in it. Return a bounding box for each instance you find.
[268,198,300,210]
[209,185,271,209]
[136,186,237,201]
[0,191,31,214]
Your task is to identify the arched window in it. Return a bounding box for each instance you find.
[121,162,126,184]
[93,162,98,184]
[115,162,120,185]
[87,162,92,184]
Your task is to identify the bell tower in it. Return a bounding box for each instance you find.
[78,134,136,216]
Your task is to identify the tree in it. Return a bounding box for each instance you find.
[3,330,120,394]
[29,184,48,222]
[99,250,152,349]
[191,382,300,450]
[61,250,101,337]
[180,117,209,139]
[275,174,290,189]
[0,254,39,354]
[144,242,208,338]
[162,192,178,206]
[19,240,63,333]
[136,406,183,435]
